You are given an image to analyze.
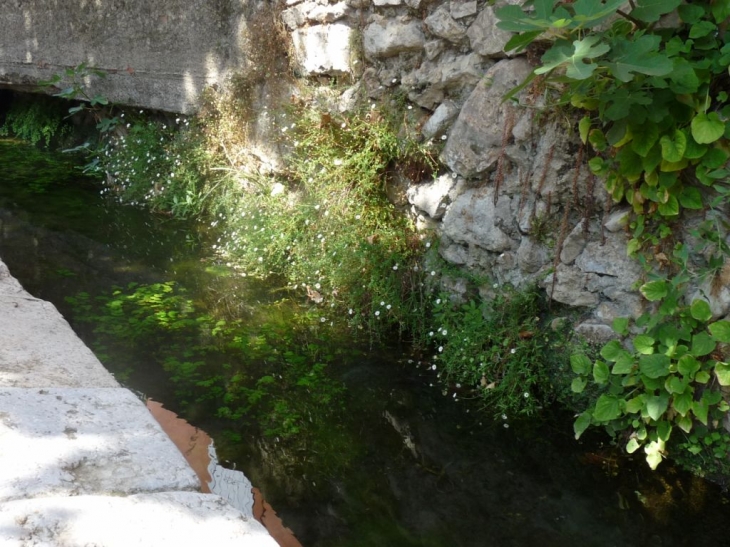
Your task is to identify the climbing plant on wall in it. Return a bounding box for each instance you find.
[497,0,730,470]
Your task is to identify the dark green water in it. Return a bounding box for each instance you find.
[2,139,730,547]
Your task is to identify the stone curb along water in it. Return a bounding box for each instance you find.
[0,258,278,546]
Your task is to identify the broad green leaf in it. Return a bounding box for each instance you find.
[600,340,624,362]
[495,5,550,32]
[683,135,708,160]
[571,376,588,393]
[715,362,730,386]
[691,113,725,144]
[665,375,687,395]
[631,0,681,23]
[695,370,711,383]
[678,4,705,23]
[588,129,608,151]
[535,36,610,80]
[689,21,717,39]
[574,411,592,439]
[693,398,709,425]
[639,353,670,379]
[626,395,644,413]
[679,186,703,210]
[573,0,627,27]
[612,317,629,335]
[593,361,610,384]
[644,439,665,470]
[677,354,700,378]
[631,122,659,157]
[633,334,655,355]
[659,158,688,173]
[691,332,716,357]
[645,393,669,421]
[660,130,687,162]
[640,280,668,301]
[588,156,607,175]
[503,30,543,53]
[593,394,622,422]
[604,35,673,82]
[570,353,592,375]
[690,299,713,322]
[657,420,672,442]
[626,438,641,454]
[700,147,728,169]
[617,147,644,180]
[677,414,693,433]
[673,391,693,416]
[713,1,730,23]
[612,354,635,375]
[709,320,730,342]
[668,58,700,94]
[657,195,679,217]
[579,116,591,144]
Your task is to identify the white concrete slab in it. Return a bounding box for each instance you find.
[0,492,279,546]
[0,263,118,388]
[0,387,200,501]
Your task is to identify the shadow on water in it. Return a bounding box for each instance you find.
[2,139,730,547]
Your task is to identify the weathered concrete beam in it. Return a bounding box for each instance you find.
[0,0,254,113]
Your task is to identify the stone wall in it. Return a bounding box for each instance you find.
[282,0,656,340]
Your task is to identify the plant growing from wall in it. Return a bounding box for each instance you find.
[497,0,730,469]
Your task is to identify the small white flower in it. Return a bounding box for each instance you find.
[429,331,434,337]
[391,78,398,84]
[341,122,346,129]
[407,105,413,110]
[314,283,321,289]
[425,241,431,248]
[502,414,508,420]
[442,329,447,336]
[493,283,499,289]
[510,348,517,354]
[524,392,529,398]
[375,310,380,316]
[438,346,443,353]
[355,214,361,220]
[436,298,441,305]
[386,304,392,310]
[348,309,354,315]
[431,271,436,276]
[320,317,326,323]
[380,301,385,306]
[393,264,398,270]
[431,364,437,371]
[503,423,509,429]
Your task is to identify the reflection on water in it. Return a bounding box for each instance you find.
[2,140,730,546]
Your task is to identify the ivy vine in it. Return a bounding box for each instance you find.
[497,0,730,469]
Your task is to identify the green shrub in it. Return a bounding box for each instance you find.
[0,95,71,147]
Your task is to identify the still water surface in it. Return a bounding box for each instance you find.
[1,140,729,546]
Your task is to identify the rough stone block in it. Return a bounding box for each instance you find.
[0,387,200,502]
[291,24,354,75]
[0,492,278,546]
[363,20,425,58]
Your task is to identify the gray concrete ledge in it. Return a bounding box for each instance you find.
[0,257,277,545]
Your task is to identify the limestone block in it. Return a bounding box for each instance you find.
[374,0,404,5]
[291,24,353,75]
[424,39,444,60]
[604,207,631,232]
[451,0,478,19]
[543,265,600,307]
[517,238,549,274]
[574,234,643,283]
[467,5,514,57]
[441,58,533,178]
[0,261,118,389]
[560,221,588,265]
[440,52,491,90]
[407,174,457,219]
[363,20,425,58]
[282,1,317,30]
[0,492,278,547]
[422,100,460,140]
[308,2,351,24]
[425,5,467,43]
[0,387,200,502]
[574,322,618,345]
[441,187,515,253]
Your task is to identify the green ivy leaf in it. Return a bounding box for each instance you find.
[603,35,673,82]
[693,398,709,425]
[626,395,644,413]
[690,299,713,322]
[678,186,703,210]
[571,376,588,393]
[574,410,592,439]
[678,4,705,24]
[691,332,716,357]
[633,334,655,354]
[630,122,659,157]
[689,21,717,39]
[677,354,700,379]
[640,280,668,301]
[612,353,635,375]
[639,353,670,379]
[645,394,669,421]
[660,130,687,162]
[665,375,687,395]
[657,420,672,442]
[630,0,681,23]
[673,390,693,416]
[593,394,622,422]
[536,36,610,80]
[593,361,610,384]
[579,116,591,144]
[573,0,628,27]
[676,414,693,433]
[695,370,711,383]
[626,438,641,453]
[715,362,730,386]
[709,320,730,342]
[691,113,725,144]
[644,439,665,470]
[570,353,592,375]
[600,340,624,362]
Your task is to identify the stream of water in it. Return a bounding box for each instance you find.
[2,139,730,546]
